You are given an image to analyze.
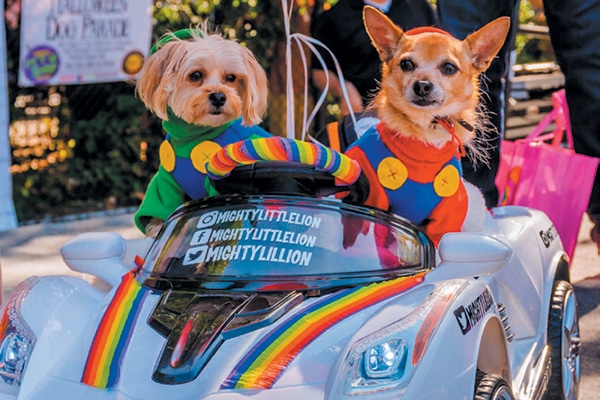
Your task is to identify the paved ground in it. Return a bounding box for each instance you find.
[0,210,144,295]
[570,215,600,398]
[0,209,598,397]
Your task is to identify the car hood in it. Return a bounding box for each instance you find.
[35,272,432,399]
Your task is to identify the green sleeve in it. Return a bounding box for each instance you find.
[134,167,187,233]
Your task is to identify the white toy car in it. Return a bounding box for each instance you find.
[0,143,580,400]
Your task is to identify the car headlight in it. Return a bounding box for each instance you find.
[328,281,465,398]
[364,340,407,379]
[0,278,37,393]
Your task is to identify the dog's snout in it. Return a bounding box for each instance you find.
[413,81,433,97]
[209,92,227,107]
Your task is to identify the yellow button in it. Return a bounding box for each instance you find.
[377,157,408,190]
[159,141,175,172]
[434,165,460,197]
[190,141,222,173]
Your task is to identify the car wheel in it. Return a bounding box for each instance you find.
[544,280,581,400]
[474,370,515,400]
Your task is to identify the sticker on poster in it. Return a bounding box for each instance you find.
[122,51,144,75]
[23,46,60,85]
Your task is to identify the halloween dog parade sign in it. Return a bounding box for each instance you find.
[18,0,153,87]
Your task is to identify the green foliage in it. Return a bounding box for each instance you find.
[151,0,284,71]
[65,83,160,197]
[11,82,164,221]
[515,1,555,64]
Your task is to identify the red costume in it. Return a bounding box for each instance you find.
[345,123,469,245]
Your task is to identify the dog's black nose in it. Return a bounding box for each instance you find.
[413,81,433,97]
[209,92,227,107]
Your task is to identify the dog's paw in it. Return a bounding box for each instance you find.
[462,181,487,232]
[145,218,164,238]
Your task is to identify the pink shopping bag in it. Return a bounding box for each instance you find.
[496,89,599,260]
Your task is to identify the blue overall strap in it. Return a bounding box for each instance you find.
[170,157,209,200]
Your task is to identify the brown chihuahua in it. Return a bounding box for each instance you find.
[345,6,510,245]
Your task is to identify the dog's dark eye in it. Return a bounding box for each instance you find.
[225,74,237,83]
[441,63,458,75]
[189,71,204,82]
[400,59,415,72]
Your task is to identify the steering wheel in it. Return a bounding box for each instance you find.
[206,137,369,204]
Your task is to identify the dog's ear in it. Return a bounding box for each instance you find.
[464,16,511,72]
[240,46,268,126]
[136,41,188,120]
[363,5,404,62]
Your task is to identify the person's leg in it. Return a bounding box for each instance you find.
[543,0,600,251]
[436,0,520,209]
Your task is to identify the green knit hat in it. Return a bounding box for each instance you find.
[150,28,203,55]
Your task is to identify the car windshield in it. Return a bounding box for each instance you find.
[141,195,433,291]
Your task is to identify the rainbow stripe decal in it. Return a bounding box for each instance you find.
[221,273,425,390]
[206,136,361,185]
[81,272,148,388]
